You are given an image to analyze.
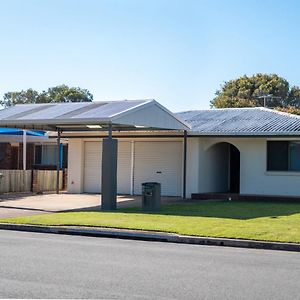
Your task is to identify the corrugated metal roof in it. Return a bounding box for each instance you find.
[177,107,300,136]
[0,100,189,131]
[0,100,148,121]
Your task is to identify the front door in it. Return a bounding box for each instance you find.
[229,145,240,193]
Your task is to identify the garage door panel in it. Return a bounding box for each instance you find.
[117,142,131,194]
[134,142,182,196]
[84,142,102,193]
[83,141,131,194]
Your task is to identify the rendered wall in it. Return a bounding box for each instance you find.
[195,137,300,197]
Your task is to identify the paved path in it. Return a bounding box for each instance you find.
[0,230,299,299]
[0,193,183,218]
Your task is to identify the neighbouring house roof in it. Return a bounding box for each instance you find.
[177,107,300,136]
[0,128,45,136]
[0,100,189,131]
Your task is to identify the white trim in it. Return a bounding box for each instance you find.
[265,171,300,176]
[109,100,153,118]
[22,130,26,170]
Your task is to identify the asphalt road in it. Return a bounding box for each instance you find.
[0,230,299,299]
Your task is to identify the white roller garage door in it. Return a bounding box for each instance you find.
[133,141,183,196]
[83,141,131,194]
[84,141,102,193]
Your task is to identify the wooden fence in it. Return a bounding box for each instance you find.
[32,170,63,192]
[0,170,31,193]
[0,170,64,193]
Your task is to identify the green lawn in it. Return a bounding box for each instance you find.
[1,201,300,243]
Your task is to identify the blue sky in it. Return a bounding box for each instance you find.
[0,0,300,112]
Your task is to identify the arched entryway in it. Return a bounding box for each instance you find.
[205,142,240,193]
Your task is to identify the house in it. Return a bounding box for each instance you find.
[0,128,68,170]
[0,101,299,199]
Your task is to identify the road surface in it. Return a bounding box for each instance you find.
[0,230,299,299]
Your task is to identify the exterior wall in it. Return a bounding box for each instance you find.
[67,137,184,196]
[185,138,200,198]
[67,134,300,198]
[0,143,13,169]
[18,143,35,170]
[0,142,34,170]
[200,142,229,193]
[192,137,300,197]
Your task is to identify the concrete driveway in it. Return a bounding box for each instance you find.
[0,192,183,219]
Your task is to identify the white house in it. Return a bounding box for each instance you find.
[65,106,300,198]
[0,101,299,198]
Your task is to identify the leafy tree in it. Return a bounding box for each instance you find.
[0,85,93,107]
[211,74,292,108]
[2,89,40,107]
[276,106,300,116]
[285,86,300,108]
[44,85,93,103]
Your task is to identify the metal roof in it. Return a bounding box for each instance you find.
[0,128,45,136]
[177,107,300,136]
[0,100,189,131]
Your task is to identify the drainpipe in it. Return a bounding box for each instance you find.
[183,130,187,199]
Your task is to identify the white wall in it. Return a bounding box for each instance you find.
[199,142,229,193]
[191,137,300,197]
[185,138,200,198]
[68,135,300,197]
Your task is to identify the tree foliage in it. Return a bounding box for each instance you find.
[0,85,93,107]
[211,74,300,110]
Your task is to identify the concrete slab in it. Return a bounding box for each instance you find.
[0,192,183,218]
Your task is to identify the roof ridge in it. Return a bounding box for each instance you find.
[177,107,264,114]
[13,99,153,107]
[260,107,300,120]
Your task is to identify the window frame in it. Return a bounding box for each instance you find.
[266,140,300,173]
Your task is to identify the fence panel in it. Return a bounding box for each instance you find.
[0,170,63,193]
[0,170,32,193]
[33,170,63,192]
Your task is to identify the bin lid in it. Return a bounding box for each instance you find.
[142,182,160,186]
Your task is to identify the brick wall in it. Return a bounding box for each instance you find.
[0,143,13,169]
[18,143,35,170]
[0,142,35,170]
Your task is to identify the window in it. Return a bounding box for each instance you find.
[42,145,58,165]
[34,144,68,168]
[267,141,300,171]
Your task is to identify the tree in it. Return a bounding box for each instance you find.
[0,85,93,108]
[2,89,40,107]
[43,85,93,103]
[285,86,300,108]
[211,73,293,108]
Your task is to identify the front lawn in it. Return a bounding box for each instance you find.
[1,201,300,243]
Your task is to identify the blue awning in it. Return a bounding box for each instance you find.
[0,128,45,136]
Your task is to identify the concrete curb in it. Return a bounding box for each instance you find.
[0,223,300,252]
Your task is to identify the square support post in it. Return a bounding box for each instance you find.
[101,124,118,210]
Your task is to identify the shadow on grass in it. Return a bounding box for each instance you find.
[67,200,300,220]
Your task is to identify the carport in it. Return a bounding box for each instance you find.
[0,100,189,210]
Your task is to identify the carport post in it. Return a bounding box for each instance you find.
[101,123,118,210]
[56,130,61,194]
[22,130,27,170]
